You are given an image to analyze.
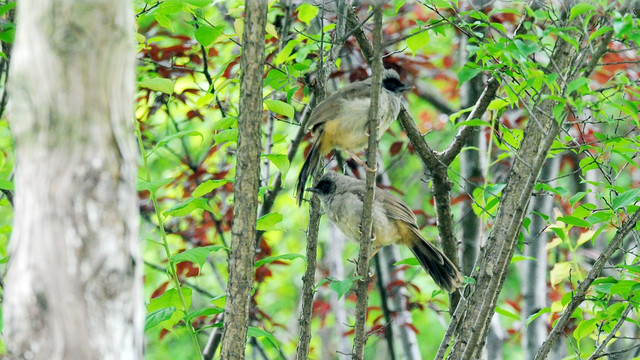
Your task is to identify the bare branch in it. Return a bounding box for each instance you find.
[352,3,383,359]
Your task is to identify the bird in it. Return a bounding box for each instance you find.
[306,171,463,293]
[295,69,412,206]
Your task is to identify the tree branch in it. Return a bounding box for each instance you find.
[220,1,267,358]
[352,3,383,359]
[297,0,353,358]
[534,209,640,360]
[586,298,636,360]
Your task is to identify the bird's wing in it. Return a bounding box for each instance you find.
[378,189,421,232]
[305,81,373,131]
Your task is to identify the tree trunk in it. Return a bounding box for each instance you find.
[520,157,559,359]
[3,0,141,359]
[219,0,267,359]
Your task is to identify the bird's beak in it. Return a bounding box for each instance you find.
[305,187,320,194]
[399,85,414,93]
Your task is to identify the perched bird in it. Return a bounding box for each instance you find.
[295,69,412,205]
[307,171,463,293]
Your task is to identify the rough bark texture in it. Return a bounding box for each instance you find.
[297,1,351,358]
[4,0,141,359]
[219,1,267,359]
[435,7,613,357]
[352,3,383,359]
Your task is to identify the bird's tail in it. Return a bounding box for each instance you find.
[296,138,322,206]
[409,236,463,293]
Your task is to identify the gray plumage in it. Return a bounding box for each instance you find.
[308,171,463,293]
[296,69,411,205]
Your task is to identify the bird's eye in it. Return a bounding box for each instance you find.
[382,77,405,93]
[316,179,335,195]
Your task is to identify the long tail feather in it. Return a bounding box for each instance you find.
[296,139,322,206]
[410,238,463,293]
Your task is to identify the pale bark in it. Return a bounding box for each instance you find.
[219,1,267,359]
[4,0,141,359]
[520,157,559,359]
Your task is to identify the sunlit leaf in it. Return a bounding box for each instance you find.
[139,78,175,94]
[611,188,640,210]
[407,30,430,54]
[164,198,215,217]
[145,307,176,331]
[264,99,294,118]
[550,262,571,287]
[254,253,306,268]
[297,3,319,26]
[248,327,280,349]
[171,245,228,268]
[192,179,231,197]
[256,212,283,231]
[264,154,290,178]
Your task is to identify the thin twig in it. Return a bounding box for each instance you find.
[586,298,636,360]
[534,209,640,360]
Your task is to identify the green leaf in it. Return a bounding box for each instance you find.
[148,130,204,157]
[455,119,491,128]
[192,179,231,197]
[610,280,639,297]
[550,262,571,287]
[566,77,589,96]
[147,288,192,330]
[458,66,481,85]
[154,14,174,31]
[394,0,406,12]
[265,23,279,39]
[568,191,588,207]
[488,98,509,111]
[616,264,640,274]
[254,253,306,268]
[248,327,280,349]
[264,154,290,178]
[569,3,595,20]
[213,129,238,144]
[164,198,215,217]
[0,179,13,191]
[139,77,175,94]
[0,2,16,17]
[394,257,420,266]
[297,3,319,26]
[256,212,283,231]
[183,0,212,7]
[264,99,294,118]
[573,318,597,341]
[511,255,535,263]
[195,25,224,47]
[526,307,550,326]
[329,277,356,300]
[557,215,590,228]
[406,30,430,53]
[171,245,228,268]
[495,305,520,321]
[145,307,177,330]
[137,178,173,193]
[184,307,224,322]
[611,188,640,210]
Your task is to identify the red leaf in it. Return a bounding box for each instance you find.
[151,281,169,299]
[176,261,200,278]
[390,141,404,156]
